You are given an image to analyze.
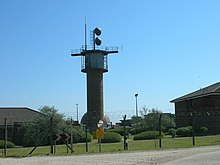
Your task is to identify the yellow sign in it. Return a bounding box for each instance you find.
[96,128,104,139]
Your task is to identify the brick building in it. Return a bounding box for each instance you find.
[170,82,220,134]
[0,107,40,145]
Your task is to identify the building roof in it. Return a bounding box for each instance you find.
[170,82,220,103]
[0,107,40,125]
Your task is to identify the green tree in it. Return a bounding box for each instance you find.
[161,114,175,132]
[141,107,175,132]
[20,106,92,147]
[142,108,160,131]
[21,106,66,146]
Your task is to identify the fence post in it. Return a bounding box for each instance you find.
[50,116,53,154]
[71,117,73,153]
[159,114,162,148]
[123,115,127,150]
[4,118,7,156]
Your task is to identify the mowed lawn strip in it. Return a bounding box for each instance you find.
[3,134,220,157]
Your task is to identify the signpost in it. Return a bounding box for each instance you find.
[54,133,74,154]
[96,120,104,152]
[97,120,104,128]
[29,133,74,155]
[54,134,61,153]
[55,133,61,141]
[96,128,104,139]
[64,133,70,153]
[64,133,70,141]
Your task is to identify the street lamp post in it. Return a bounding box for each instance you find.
[135,94,138,117]
[76,104,79,122]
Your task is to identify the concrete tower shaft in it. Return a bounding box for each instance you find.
[86,71,104,132]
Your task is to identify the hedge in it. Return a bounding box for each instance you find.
[176,127,192,137]
[199,127,208,135]
[133,131,164,140]
[168,128,176,138]
[129,127,147,135]
[22,129,92,147]
[73,129,92,143]
[101,132,122,143]
[106,128,125,136]
[0,140,15,149]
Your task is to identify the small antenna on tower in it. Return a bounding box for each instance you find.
[84,16,87,50]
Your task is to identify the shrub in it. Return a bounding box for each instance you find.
[199,127,208,135]
[133,131,164,140]
[101,132,122,143]
[106,128,125,136]
[0,140,15,149]
[129,128,136,135]
[176,127,192,137]
[74,129,92,143]
[200,127,208,133]
[129,127,147,135]
[22,128,92,147]
[168,128,176,138]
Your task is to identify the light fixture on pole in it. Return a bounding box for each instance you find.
[93,27,102,50]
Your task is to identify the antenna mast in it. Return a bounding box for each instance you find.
[84,17,87,50]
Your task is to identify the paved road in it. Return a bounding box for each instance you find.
[162,150,220,165]
[0,145,220,165]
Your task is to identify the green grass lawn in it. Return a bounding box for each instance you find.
[2,134,220,157]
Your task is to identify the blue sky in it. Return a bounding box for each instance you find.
[1,0,220,123]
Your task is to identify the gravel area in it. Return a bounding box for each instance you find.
[0,145,220,165]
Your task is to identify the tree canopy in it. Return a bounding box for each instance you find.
[130,107,175,133]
